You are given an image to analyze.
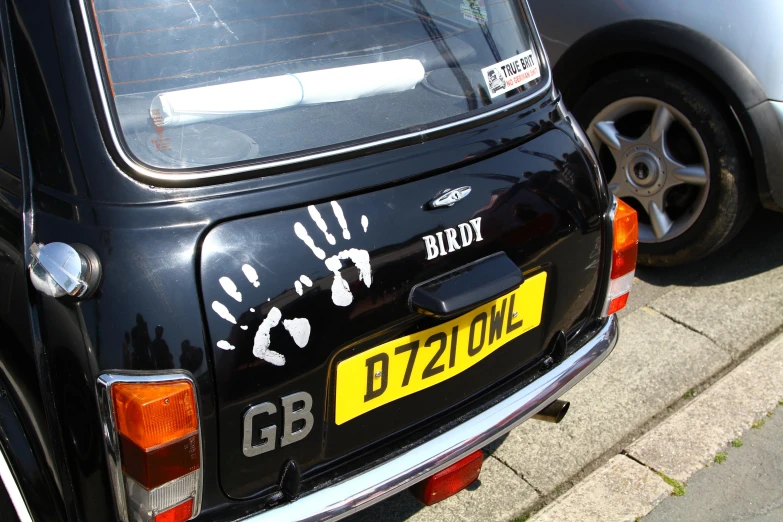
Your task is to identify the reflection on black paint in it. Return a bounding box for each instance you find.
[514,148,594,233]
[180,340,204,373]
[126,313,202,371]
[151,325,174,370]
[122,331,131,368]
[130,313,153,369]
[13,16,74,193]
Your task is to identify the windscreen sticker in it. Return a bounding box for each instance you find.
[461,0,487,23]
[481,50,541,98]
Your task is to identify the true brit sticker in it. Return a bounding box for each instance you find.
[481,50,541,98]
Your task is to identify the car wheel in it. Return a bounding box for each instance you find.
[571,67,755,266]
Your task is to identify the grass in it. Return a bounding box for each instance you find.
[682,389,697,399]
[752,419,766,429]
[731,438,744,448]
[657,472,686,497]
[512,516,531,522]
[778,400,783,406]
[714,451,727,464]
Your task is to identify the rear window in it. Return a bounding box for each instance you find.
[86,0,547,171]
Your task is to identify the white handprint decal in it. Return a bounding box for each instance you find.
[294,201,371,307]
[209,201,371,366]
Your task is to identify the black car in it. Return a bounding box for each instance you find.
[0,0,634,521]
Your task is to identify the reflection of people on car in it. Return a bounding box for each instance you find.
[122,331,131,368]
[127,314,202,371]
[151,325,174,369]
[130,313,153,369]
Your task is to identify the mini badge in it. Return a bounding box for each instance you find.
[481,50,541,98]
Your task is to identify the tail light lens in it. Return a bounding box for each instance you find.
[411,450,484,506]
[113,381,198,448]
[98,375,202,522]
[602,197,638,316]
[154,499,195,522]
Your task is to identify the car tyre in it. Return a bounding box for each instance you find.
[571,67,755,266]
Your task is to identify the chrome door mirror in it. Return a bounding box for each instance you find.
[29,242,101,298]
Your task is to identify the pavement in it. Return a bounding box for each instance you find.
[533,314,783,521]
[644,404,783,522]
[348,208,783,522]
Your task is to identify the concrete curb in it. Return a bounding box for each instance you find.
[530,330,783,522]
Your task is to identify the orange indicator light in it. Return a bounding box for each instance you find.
[112,380,198,450]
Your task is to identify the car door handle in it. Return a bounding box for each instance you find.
[409,252,523,319]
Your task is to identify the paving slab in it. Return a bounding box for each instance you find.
[626,332,783,483]
[644,404,783,522]
[619,270,691,324]
[530,455,672,522]
[492,307,730,493]
[649,272,783,357]
[616,278,657,320]
[647,212,783,357]
[347,455,539,522]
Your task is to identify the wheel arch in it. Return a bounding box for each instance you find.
[553,19,781,211]
[0,369,66,522]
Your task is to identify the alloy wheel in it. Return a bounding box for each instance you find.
[587,97,710,243]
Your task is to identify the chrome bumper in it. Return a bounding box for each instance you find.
[243,315,619,522]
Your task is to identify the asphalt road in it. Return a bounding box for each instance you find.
[350,208,783,522]
[644,405,783,522]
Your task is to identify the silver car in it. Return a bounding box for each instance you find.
[529,0,783,265]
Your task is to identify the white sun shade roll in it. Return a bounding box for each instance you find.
[150,59,426,128]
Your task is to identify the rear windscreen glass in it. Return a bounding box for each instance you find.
[87,0,546,170]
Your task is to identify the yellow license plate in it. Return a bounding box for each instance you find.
[334,271,547,425]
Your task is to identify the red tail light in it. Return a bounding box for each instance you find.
[154,499,194,522]
[99,375,202,522]
[411,450,484,506]
[603,197,638,316]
